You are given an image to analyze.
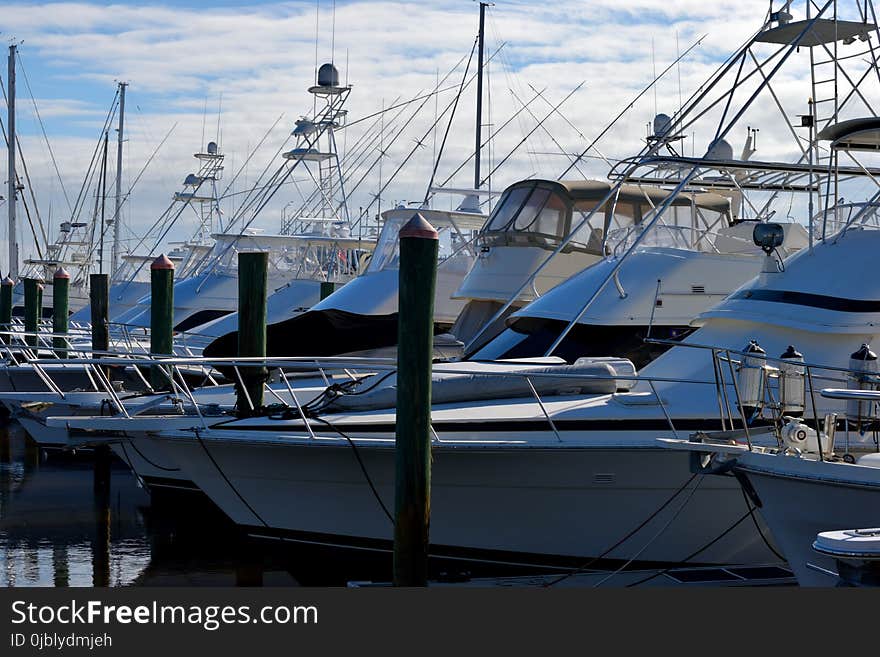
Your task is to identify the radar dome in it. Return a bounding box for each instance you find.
[207,141,218,155]
[653,113,672,137]
[317,63,340,87]
[705,138,734,160]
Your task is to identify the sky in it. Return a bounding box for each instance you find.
[2,0,880,273]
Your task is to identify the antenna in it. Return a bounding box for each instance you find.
[200,96,208,153]
[313,0,320,115]
[676,31,683,115]
[215,92,222,147]
[652,38,658,117]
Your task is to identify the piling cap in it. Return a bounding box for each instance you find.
[151,254,175,271]
[53,267,71,280]
[1,276,13,287]
[744,339,765,355]
[851,343,877,361]
[780,345,803,360]
[399,213,438,240]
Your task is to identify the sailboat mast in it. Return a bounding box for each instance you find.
[7,45,18,280]
[99,132,109,274]
[474,2,488,191]
[111,81,127,276]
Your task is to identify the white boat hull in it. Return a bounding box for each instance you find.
[735,453,880,586]
[153,431,778,568]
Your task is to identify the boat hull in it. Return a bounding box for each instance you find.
[735,454,880,586]
[153,433,779,568]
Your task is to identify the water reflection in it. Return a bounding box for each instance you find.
[0,424,152,587]
[0,423,394,587]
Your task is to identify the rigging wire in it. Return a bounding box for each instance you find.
[16,52,73,216]
[423,37,479,204]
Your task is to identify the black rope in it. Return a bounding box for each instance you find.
[123,435,180,473]
[116,441,147,488]
[625,482,787,587]
[544,473,699,587]
[311,415,394,525]
[194,427,270,528]
[302,370,391,416]
[740,483,786,561]
[625,510,753,587]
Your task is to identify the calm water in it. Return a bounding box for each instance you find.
[0,423,393,587]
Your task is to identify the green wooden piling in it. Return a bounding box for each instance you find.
[150,254,175,390]
[320,281,336,300]
[23,277,41,348]
[0,276,13,344]
[90,274,110,379]
[52,267,70,357]
[392,213,438,587]
[91,271,113,585]
[237,251,268,417]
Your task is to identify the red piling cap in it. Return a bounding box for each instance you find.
[1,276,13,286]
[399,213,438,240]
[151,254,175,270]
[53,267,71,280]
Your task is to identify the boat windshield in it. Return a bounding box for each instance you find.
[481,181,643,254]
[469,319,692,367]
[367,209,482,273]
[481,180,733,255]
[813,201,880,240]
[207,234,367,282]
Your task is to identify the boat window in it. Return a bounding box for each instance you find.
[468,317,692,368]
[605,204,730,254]
[482,183,571,251]
[486,186,532,231]
[367,215,408,273]
[468,327,530,360]
[513,188,566,238]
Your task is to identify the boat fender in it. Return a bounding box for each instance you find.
[778,345,805,416]
[737,340,766,411]
[847,343,879,428]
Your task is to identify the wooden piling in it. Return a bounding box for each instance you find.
[392,213,438,587]
[0,276,13,344]
[237,251,268,417]
[52,267,70,357]
[90,273,110,379]
[150,254,175,390]
[23,277,41,348]
[320,281,336,300]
